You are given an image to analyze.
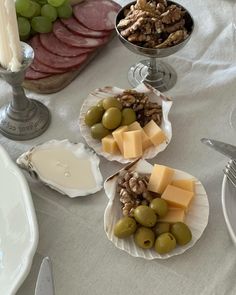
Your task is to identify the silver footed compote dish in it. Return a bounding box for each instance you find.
[115,0,194,92]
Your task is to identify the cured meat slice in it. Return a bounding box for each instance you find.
[40,33,93,57]
[25,68,52,80]
[61,17,109,38]
[29,35,88,69]
[73,0,121,31]
[53,21,109,48]
[31,58,66,74]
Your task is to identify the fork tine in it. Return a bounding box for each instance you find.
[226,162,236,175]
[224,160,236,188]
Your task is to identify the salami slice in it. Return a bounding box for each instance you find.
[40,33,93,57]
[61,17,109,38]
[73,0,121,31]
[25,68,52,80]
[29,35,88,69]
[31,58,66,74]
[53,20,109,48]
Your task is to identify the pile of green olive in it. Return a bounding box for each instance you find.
[113,198,192,254]
[84,97,137,140]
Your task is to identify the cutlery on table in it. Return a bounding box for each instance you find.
[201,138,236,187]
[224,160,236,188]
[35,257,55,295]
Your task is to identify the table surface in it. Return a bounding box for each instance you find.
[1,0,236,294]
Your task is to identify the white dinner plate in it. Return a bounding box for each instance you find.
[104,159,209,259]
[0,145,38,295]
[221,175,236,244]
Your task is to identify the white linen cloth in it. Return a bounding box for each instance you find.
[0,0,235,294]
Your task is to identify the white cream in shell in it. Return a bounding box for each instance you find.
[104,159,209,259]
[17,140,103,198]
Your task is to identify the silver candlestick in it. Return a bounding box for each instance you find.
[0,42,50,141]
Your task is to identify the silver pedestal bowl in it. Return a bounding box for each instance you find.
[115,1,194,92]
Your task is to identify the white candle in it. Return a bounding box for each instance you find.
[0,0,22,72]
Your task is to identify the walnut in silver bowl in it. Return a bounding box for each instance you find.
[115,0,194,91]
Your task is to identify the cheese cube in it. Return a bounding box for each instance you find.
[148,164,174,194]
[143,120,166,146]
[123,130,143,159]
[161,185,194,210]
[128,121,152,150]
[112,126,128,154]
[171,179,195,192]
[158,208,185,223]
[102,135,120,155]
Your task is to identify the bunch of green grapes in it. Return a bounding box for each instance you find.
[16,0,73,41]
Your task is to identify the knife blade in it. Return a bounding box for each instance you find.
[201,138,236,159]
[35,257,55,295]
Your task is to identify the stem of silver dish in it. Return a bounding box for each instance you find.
[0,42,50,141]
[146,58,160,82]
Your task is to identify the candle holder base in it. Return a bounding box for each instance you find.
[0,99,50,141]
[0,42,51,141]
[128,60,177,92]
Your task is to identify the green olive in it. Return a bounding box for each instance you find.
[114,216,137,238]
[84,106,104,127]
[153,222,170,237]
[97,99,104,109]
[154,233,176,254]
[121,108,136,126]
[150,198,168,217]
[90,123,110,140]
[170,222,192,245]
[134,227,155,249]
[134,205,157,227]
[102,107,122,130]
[102,97,122,110]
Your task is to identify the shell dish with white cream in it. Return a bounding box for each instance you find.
[16,140,103,198]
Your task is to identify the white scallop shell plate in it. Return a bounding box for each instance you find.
[17,139,103,198]
[79,83,172,163]
[104,159,209,259]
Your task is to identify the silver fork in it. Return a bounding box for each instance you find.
[224,160,236,188]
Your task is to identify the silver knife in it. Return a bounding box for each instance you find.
[201,138,236,159]
[35,257,55,295]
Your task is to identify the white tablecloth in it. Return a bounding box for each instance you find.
[1,0,236,294]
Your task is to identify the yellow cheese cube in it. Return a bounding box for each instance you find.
[143,120,166,146]
[148,164,174,194]
[158,208,185,223]
[123,130,143,159]
[128,121,152,150]
[102,135,120,155]
[112,126,128,154]
[171,179,195,192]
[161,185,194,210]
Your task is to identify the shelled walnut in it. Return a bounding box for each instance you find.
[117,170,154,216]
[116,89,162,127]
[117,0,189,48]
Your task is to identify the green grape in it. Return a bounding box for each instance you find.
[31,16,52,33]
[17,16,31,41]
[32,1,41,16]
[57,1,72,18]
[19,1,37,18]
[15,0,30,15]
[47,0,66,8]
[41,4,58,22]
[35,0,48,4]
[17,16,31,36]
